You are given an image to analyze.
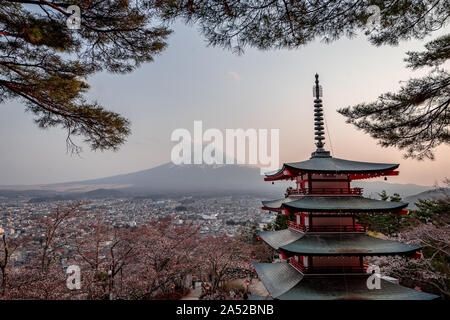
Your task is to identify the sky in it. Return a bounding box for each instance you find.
[0,22,449,186]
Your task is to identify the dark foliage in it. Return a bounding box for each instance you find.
[0,1,171,152]
[338,34,449,159]
[357,190,408,236]
[263,212,294,231]
[158,0,448,51]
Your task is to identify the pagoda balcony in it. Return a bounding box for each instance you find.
[287,221,307,232]
[287,187,363,196]
[288,257,307,273]
[288,221,368,233]
[288,258,368,274]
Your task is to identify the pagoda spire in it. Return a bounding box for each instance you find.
[311,74,330,158]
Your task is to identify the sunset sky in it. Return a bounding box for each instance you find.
[1,23,449,186]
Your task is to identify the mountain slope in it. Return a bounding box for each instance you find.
[352,181,433,199]
[55,163,288,196]
[404,188,450,209]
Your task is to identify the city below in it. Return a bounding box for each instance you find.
[0,195,272,239]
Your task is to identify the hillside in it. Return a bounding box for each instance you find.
[404,188,450,210]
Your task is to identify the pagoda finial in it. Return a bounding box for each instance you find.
[311,74,330,158]
[314,73,322,99]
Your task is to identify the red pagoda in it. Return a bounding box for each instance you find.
[253,74,438,300]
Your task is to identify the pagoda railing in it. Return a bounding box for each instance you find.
[288,257,307,274]
[289,258,368,274]
[287,221,307,232]
[288,221,367,233]
[287,187,363,196]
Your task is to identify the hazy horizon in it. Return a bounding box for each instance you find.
[0,161,443,188]
[1,22,449,186]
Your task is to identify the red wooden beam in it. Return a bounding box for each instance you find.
[264,167,303,181]
[267,169,400,181]
[349,170,399,180]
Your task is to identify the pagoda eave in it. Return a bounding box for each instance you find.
[278,233,422,256]
[276,274,439,300]
[264,169,399,182]
[253,263,438,300]
[264,157,400,181]
[258,229,304,250]
[262,196,408,213]
[258,230,421,256]
[253,262,303,298]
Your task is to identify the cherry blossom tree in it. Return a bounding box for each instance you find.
[371,223,450,298]
[197,235,252,294]
[4,202,82,299]
[1,204,266,300]
[0,233,22,296]
[123,218,201,299]
[70,217,135,300]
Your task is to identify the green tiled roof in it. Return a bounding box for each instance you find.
[277,275,439,300]
[266,156,398,177]
[262,196,407,212]
[253,262,303,298]
[262,197,297,209]
[258,229,304,250]
[280,233,421,256]
[284,196,408,212]
[253,263,438,300]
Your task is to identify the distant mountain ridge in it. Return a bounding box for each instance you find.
[26,188,127,203]
[68,163,284,195]
[404,188,450,210]
[352,180,434,199]
[0,162,438,202]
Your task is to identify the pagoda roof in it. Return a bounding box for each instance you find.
[262,197,298,210]
[265,156,399,180]
[258,230,420,256]
[253,262,303,298]
[258,229,305,249]
[262,196,408,212]
[279,233,421,256]
[253,263,438,300]
[277,274,439,300]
